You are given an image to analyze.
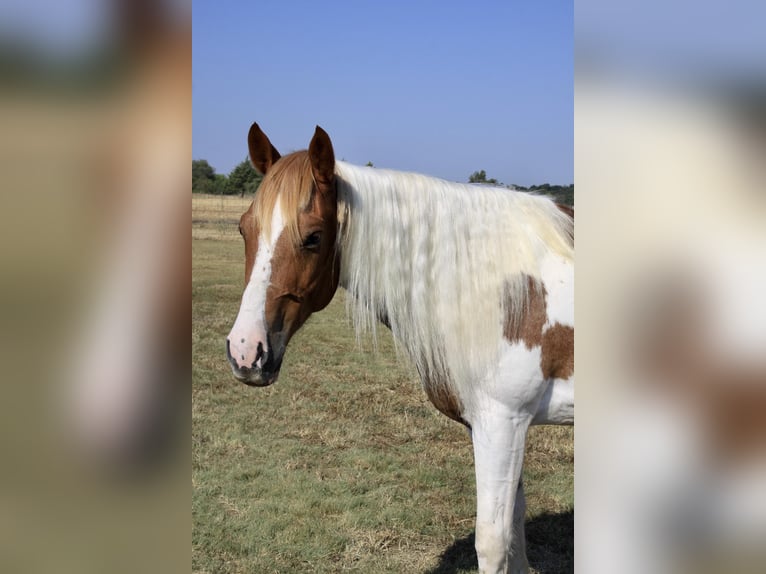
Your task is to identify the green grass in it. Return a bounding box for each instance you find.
[193,232,573,573]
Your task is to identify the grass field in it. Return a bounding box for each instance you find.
[192,197,573,573]
[192,194,253,240]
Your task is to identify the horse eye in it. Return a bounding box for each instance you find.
[302,231,322,250]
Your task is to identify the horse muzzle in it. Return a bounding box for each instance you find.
[226,337,284,387]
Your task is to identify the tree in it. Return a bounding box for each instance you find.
[227,157,263,197]
[528,183,574,206]
[212,174,229,195]
[465,171,574,206]
[547,184,574,206]
[468,170,499,185]
[192,159,217,193]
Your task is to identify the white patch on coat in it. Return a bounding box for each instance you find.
[540,252,574,329]
[227,202,285,368]
[469,340,546,421]
[533,377,575,425]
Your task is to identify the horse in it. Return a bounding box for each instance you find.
[226,123,574,574]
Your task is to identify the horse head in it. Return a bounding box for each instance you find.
[226,124,340,386]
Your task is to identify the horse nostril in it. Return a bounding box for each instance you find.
[255,342,264,363]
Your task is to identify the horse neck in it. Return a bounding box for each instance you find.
[332,161,573,389]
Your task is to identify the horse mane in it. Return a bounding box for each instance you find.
[335,161,573,399]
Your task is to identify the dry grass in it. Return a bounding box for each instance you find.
[192,194,253,240]
[192,196,573,573]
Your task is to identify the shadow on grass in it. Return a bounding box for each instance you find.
[526,510,574,573]
[425,531,476,574]
[426,510,573,574]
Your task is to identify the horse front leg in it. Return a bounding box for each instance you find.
[472,410,532,574]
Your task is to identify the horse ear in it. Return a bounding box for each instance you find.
[248,122,281,175]
[308,125,335,191]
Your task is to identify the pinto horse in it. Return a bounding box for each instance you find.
[226,123,574,574]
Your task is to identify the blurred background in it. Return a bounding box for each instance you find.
[0,1,189,572]
[576,1,765,573]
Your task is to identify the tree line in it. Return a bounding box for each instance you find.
[192,160,573,206]
[469,170,573,206]
[192,158,262,196]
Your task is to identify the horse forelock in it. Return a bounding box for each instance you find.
[252,151,315,246]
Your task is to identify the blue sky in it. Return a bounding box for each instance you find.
[193,1,573,186]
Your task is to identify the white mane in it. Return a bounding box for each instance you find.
[334,161,573,400]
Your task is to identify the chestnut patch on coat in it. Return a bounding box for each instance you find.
[424,383,466,425]
[419,368,468,426]
[239,206,257,284]
[504,276,574,380]
[541,323,575,380]
[503,276,548,349]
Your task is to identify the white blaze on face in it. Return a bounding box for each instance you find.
[227,202,285,369]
